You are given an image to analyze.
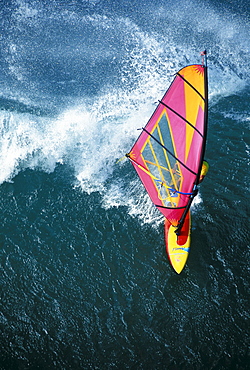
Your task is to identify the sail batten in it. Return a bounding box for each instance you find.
[158,100,203,137]
[142,127,198,176]
[176,72,205,100]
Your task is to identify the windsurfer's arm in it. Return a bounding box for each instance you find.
[199,160,209,183]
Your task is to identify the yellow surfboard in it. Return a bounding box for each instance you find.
[165,211,191,274]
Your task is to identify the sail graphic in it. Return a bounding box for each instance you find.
[127,61,208,232]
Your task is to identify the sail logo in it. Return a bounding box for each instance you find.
[173,247,190,252]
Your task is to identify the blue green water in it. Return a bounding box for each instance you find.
[0,0,249,369]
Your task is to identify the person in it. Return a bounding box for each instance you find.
[199,160,209,183]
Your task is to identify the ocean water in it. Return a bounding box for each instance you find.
[0,0,249,369]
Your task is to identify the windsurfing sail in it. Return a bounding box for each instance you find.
[127,53,208,234]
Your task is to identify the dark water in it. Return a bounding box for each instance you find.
[0,0,249,369]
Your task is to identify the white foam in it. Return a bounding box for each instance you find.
[1,1,249,224]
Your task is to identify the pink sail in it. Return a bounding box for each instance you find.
[127,64,208,227]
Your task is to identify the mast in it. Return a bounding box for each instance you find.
[175,51,208,235]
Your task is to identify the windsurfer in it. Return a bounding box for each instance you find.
[199,160,209,183]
